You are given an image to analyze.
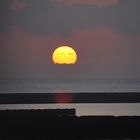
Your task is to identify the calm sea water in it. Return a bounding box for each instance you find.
[1,79,140,93]
[1,79,140,116]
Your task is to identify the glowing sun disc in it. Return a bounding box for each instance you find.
[52,46,77,64]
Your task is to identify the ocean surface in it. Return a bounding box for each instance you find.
[1,79,140,116]
[1,79,140,93]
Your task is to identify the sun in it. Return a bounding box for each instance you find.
[52,46,77,64]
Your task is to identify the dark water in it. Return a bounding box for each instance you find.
[1,79,140,93]
[1,79,140,116]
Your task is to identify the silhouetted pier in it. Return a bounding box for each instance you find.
[0,109,140,139]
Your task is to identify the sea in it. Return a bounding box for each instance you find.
[0,78,140,116]
[1,78,140,93]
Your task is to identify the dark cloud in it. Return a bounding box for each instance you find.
[101,0,140,34]
[1,0,140,35]
[0,0,12,32]
[14,0,98,35]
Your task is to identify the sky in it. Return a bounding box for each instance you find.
[1,0,140,79]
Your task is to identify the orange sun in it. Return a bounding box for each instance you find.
[52,46,77,64]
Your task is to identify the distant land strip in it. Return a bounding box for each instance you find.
[0,92,140,104]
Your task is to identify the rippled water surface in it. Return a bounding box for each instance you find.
[1,79,140,93]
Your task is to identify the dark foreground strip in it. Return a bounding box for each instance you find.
[0,110,140,139]
[0,92,140,104]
